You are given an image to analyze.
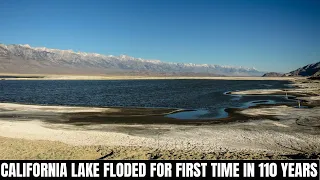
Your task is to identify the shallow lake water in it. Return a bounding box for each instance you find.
[0,80,295,119]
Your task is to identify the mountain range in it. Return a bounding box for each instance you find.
[0,43,264,76]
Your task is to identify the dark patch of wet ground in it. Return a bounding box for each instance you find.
[0,95,314,126]
[49,98,315,126]
[45,106,278,125]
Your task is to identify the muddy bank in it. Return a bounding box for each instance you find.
[0,103,189,125]
[0,102,305,126]
[0,102,288,125]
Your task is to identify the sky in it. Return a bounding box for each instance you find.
[0,0,319,73]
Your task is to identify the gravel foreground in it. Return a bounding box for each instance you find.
[0,77,319,160]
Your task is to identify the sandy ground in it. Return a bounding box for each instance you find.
[0,136,295,160]
[0,77,319,159]
[230,89,285,95]
[0,103,119,113]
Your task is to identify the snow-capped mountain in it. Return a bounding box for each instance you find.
[0,43,264,76]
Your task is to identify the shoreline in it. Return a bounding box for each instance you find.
[0,73,300,81]
[0,77,319,159]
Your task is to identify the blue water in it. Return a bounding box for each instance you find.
[0,80,295,119]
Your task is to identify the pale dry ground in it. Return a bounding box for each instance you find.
[0,104,320,159]
[0,136,290,160]
[297,96,320,101]
[230,89,284,95]
[0,77,319,160]
[0,115,318,152]
[0,114,319,160]
[230,88,319,96]
[0,103,120,113]
[0,73,299,80]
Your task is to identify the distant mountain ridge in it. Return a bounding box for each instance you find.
[0,43,264,76]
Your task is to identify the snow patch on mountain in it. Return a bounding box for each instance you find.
[0,43,264,76]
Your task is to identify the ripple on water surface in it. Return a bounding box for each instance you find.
[0,79,294,120]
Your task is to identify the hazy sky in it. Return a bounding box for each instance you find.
[1,0,319,72]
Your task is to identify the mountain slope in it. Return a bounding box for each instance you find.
[284,62,320,77]
[0,44,263,76]
[313,71,320,77]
